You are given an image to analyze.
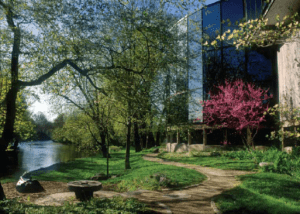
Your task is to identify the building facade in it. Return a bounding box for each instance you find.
[166,0,300,148]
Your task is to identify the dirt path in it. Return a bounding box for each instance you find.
[5,153,256,213]
[140,153,256,214]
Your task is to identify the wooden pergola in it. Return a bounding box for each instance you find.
[166,123,226,146]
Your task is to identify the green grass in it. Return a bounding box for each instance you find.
[158,151,259,171]
[0,196,151,214]
[214,172,300,214]
[2,147,206,192]
[0,147,206,213]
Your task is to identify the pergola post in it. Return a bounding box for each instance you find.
[177,130,180,144]
[224,128,228,142]
[170,132,174,143]
[282,127,285,151]
[188,130,192,145]
[203,128,207,146]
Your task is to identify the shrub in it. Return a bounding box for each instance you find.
[291,146,300,157]
[223,147,298,175]
[109,146,122,152]
[224,150,255,160]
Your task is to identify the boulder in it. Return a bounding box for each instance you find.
[0,182,6,200]
[151,173,171,186]
[210,151,221,157]
[283,146,293,154]
[259,162,274,167]
[152,148,160,153]
[90,173,108,181]
[16,175,45,193]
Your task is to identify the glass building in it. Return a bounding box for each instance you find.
[167,0,277,125]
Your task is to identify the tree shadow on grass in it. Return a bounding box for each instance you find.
[215,173,300,214]
[238,173,300,204]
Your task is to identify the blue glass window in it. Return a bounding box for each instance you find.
[203,2,221,47]
[221,0,244,46]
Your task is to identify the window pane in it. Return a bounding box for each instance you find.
[221,0,244,46]
[188,10,203,121]
[203,2,221,50]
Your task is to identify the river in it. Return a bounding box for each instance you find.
[9,140,96,179]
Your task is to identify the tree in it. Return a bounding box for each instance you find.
[48,69,116,158]
[199,79,273,149]
[0,0,104,152]
[0,76,35,141]
[92,0,184,169]
[32,112,53,140]
[203,7,300,51]
[0,0,207,172]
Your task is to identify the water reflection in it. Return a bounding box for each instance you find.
[11,140,95,179]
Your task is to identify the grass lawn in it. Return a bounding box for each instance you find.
[0,196,151,214]
[214,172,300,214]
[158,151,259,171]
[2,147,206,192]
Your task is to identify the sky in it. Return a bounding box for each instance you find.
[29,0,219,121]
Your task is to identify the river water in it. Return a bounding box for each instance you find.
[9,140,96,179]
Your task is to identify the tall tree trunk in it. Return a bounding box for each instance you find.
[0,24,21,152]
[134,121,142,152]
[106,131,110,178]
[0,17,21,172]
[148,132,155,148]
[141,133,147,149]
[140,121,147,149]
[156,131,161,146]
[0,182,5,201]
[125,117,131,169]
[247,127,254,150]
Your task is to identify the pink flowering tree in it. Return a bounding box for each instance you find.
[200,79,273,149]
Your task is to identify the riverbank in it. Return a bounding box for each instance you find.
[1,147,208,213]
[1,147,206,191]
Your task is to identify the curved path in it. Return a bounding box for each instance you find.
[140,153,256,214]
[32,153,256,213]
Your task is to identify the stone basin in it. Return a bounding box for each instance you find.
[67,180,102,201]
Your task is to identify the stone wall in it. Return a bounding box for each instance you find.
[277,35,300,126]
[166,143,218,152]
[166,143,189,152]
[166,143,277,152]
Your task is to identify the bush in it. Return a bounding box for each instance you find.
[109,146,122,152]
[223,147,299,175]
[224,149,256,160]
[291,146,300,157]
